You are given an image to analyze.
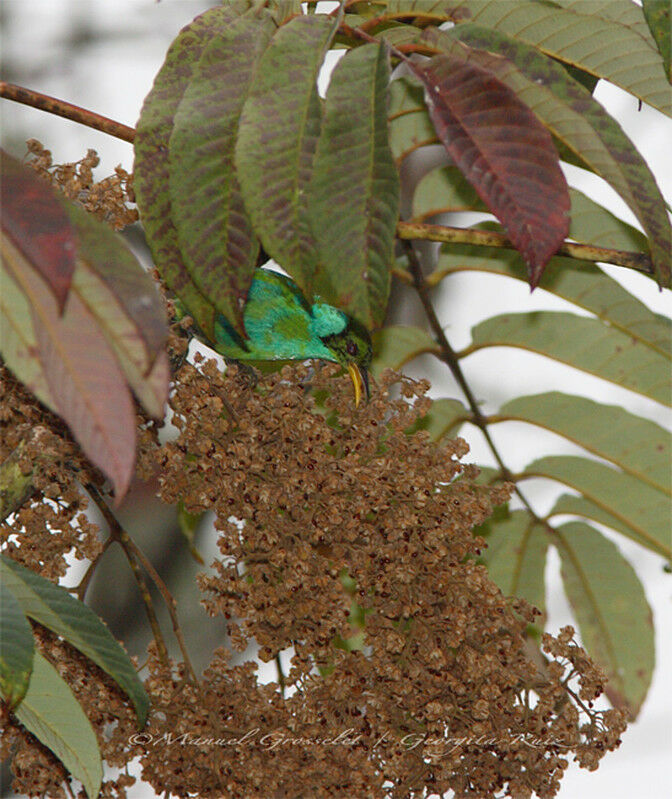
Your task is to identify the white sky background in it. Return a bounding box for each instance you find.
[1,1,671,797]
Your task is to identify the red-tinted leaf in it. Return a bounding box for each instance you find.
[411,55,570,286]
[0,150,77,311]
[3,236,136,501]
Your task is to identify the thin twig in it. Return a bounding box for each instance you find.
[275,653,286,697]
[86,483,198,683]
[402,241,542,522]
[74,534,115,600]
[86,483,171,666]
[0,81,135,142]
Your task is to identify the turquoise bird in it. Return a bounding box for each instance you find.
[187,268,372,405]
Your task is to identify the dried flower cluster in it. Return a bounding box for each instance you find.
[0,363,103,580]
[26,141,138,229]
[0,353,627,798]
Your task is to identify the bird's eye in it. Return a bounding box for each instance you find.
[347,340,358,357]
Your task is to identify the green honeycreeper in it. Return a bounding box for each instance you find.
[186,268,372,405]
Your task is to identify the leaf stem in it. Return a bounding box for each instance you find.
[403,241,540,520]
[397,221,654,276]
[0,81,136,143]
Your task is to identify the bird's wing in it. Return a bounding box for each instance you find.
[225,269,337,361]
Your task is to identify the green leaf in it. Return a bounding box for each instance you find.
[412,165,486,220]
[556,521,655,718]
[387,75,437,163]
[454,0,671,115]
[467,310,671,406]
[498,392,671,495]
[309,43,400,327]
[235,14,336,300]
[371,325,439,378]
[642,0,671,81]
[478,510,548,620]
[550,493,664,555]
[522,457,670,557]
[434,236,671,359]
[170,8,274,334]
[135,5,235,339]
[1,556,149,726]
[14,650,102,799]
[563,189,649,252]
[407,397,469,442]
[429,24,671,286]
[0,578,34,708]
[0,260,54,409]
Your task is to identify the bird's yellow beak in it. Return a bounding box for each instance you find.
[347,363,365,407]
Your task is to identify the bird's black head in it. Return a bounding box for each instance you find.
[321,317,372,404]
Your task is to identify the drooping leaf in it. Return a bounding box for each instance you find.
[170,8,274,335]
[556,521,655,718]
[70,255,168,419]
[371,325,439,378]
[0,577,34,709]
[452,0,671,115]
[522,456,670,557]
[406,397,469,442]
[427,24,671,286]
[0,150,77,311]
[64,202,167,370]
[467,310,671,406]
[434,236,671,359]
[0,260,54,408]
[235,14,337,301]
[498,392,671,495]
[642,0,671,81]
[387,75,437,163]
[1,556,149,726]
[2,236,136,499]
[478,510,548,619]
[13,650,103,799]
[135,5,237,339]
[550,493,667,558]
[309,42,400,327]
[410,53,570,285]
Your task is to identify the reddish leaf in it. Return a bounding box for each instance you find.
[3,235,136,501]
[0,150,77,311]
[411,55,570,286]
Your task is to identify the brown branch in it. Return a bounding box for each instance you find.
[397,221,655,276]
[0,81,135,143]
[1,80,656,278]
